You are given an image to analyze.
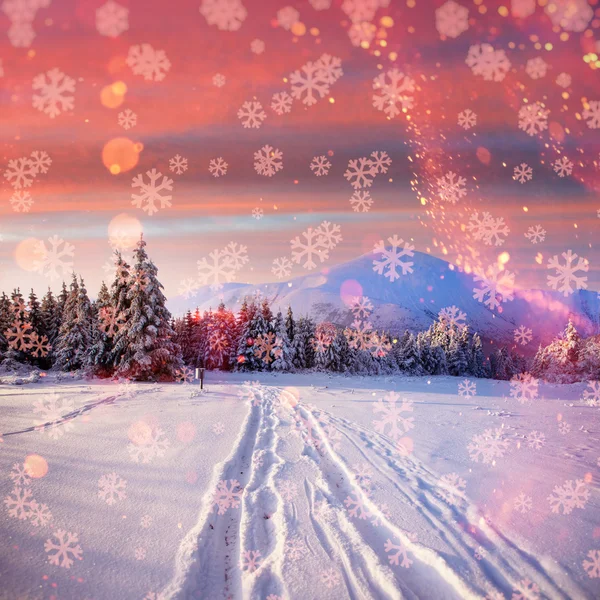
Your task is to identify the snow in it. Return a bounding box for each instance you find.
[1,373,598,599]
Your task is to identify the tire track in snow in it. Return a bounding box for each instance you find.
[164,384,287,600]
[319,407,586,600]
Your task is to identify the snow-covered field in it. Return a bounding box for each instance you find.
[1,373,599,600]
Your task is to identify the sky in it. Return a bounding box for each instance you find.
[0,0,599,302]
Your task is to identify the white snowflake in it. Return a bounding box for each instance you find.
[30,150,52,174]
[558,421,571,435]
[131,168,174,215]
[514,325,533,345]
[370,150,392,174]
[556,72,571,88]
[553,156,573,177]
[126,44,171,82]
[583,549,600,579]
[28,500,52,527]
[310,155,331,176]
[10,190,34,212]
[271,257,292,279]
[527,431,545,450]
[44,530,83,568]
[436,0,469,38]
[512,578,540,600]
[140,515,152,528]
[341,0,378,22]
[33,393,75,439]
[472,265,515,310]
[127,427,170,464]
[514,493,532,513]
[437,473,466,504]
[250,38,265,54]
[458,379,476,398]
[8,22,35,47]
[321,567,341,588]
[212,421,225,435]
[289,60,330,106]
[208,157,228,177]
[316,53,343,84]
[197,249,235,290]
[96,1,129,37]
[32,235,75,281]
[241,549,262,572]
[513,163,533,184]
[372,392,414,441]
[547,250,588,296]
[544,0,592,32]
[98,472,127,506]
[344,157,377,189]
[253,145,283,177]
[467,212,510,246]
[458,108,476,129]
[344,491,371,520]
[525,57,547,79]
[237,100,266,128]
[278,480,297,502]
[467,428,510,464]
[177,278,199,300]
[348,189,373,213]
[518,101,549,136]
[524,225,546,244]
[271,91,293,115]
[348,20,376,47]
[32,68,76,118]
[582,100,600,129]
[350,296,373,319]
[310,0,331,9]
[510,373,539,404]
[169,155,188,175]
[437,171,467,204]
[438,305,467,330]
[118,108,137,130]
[291,226,329,270]
[212,479,243,515]
[372,235,415,282]
[135,546,146,560]
[212,73,226,87]
[277,5,299,29]
[548,479,589,514]
[384,538,413,568]
[284,536,306,561]
[252,207,263,220]
[466,43,511,82]
[10,463,31,488]
[4,156,37,189]
[4,486,33,520]
[372,68,415,118]
[200,0,247,30]
[582,381,600,407]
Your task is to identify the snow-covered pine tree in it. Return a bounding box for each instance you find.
[447,326,469,376]
[41,288,60,349]
[54,275,91,371]
[292,316,315,370]
[285,306,296,343]
[88,281,114,375]
[469,331,486,377]
[395,330,422,374]
[0,292,11,358]
[109,252,133,368]
[27,289,44,336]
[114,236,183,381]
[272,311,294,371]
[236,298,260,370]
[430,344,449,375]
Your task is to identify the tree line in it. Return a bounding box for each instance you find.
[4,236,586,382]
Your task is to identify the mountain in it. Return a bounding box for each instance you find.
[168,251,600,348]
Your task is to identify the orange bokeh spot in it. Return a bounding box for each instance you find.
[340,279,363,306]
[24,454,48,479]
[100,81,127,109]
[102,137,141,174]
[549,121,565,142]
[14,237,42,272]
[291,21,306,36]
[128,421,153,445]
[476,146,491,165]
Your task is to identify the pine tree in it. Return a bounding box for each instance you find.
[0,292,12,356]
[272,311,294,371]
[292,317,315,369]
[114,237,182,380]
[27,289,44,336]
[236,298,260,370]
[285,306,296,343]
[41,288,59,347]
[110,252,133,368]
[88,282,114,375]
[55,275,91,371]
[469,332,486,377]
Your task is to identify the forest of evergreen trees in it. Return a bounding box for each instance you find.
[1,237,595,383]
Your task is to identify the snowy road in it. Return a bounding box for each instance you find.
[1,373,599,599]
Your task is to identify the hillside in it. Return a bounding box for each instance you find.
[168,252,600,348]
